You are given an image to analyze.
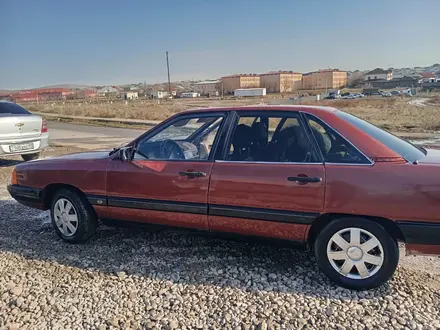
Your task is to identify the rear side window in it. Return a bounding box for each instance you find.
[336,111,425,162]
[0,102,30,115]
[227,113,320,163]
[305,114,371,164]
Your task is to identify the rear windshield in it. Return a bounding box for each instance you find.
[0,102,30,115]
[336,111,425,162]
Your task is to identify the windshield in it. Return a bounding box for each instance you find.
[0,102,30,115]
[336,111,426,162]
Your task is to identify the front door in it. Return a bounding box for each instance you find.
[106,112,227,230]
[208,111,325,241]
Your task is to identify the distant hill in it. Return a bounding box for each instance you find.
[29,84,94,90]
[0,84,94,94]
[392,63,440,77]
[3,63,439,93]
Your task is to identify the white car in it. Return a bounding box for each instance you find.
[0,101,49,161]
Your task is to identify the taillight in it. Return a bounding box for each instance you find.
[11,169,17,185]
[41,119,48,133]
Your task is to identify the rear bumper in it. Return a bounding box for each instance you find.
[7,184,45,209]
[0,133,49,156]
[397,221,440,256]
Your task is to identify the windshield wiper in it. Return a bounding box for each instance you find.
[418,146,427,155]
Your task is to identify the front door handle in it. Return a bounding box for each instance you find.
[287,176,322,183]
[179,171,207,178]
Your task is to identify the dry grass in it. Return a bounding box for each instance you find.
[27,98,259,122]
[26,94,440,133]
[304,97,440,132]
[427,95,440,105]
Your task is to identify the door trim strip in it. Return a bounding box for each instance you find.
[86,194,319,225]
[209,205,318,224]
[107,196,207,215]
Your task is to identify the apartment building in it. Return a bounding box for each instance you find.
[194,80,220,96]
[220,74,260,94]
[260,71,303,93]
[302,70,347,90]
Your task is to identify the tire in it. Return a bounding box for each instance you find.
[50,188,98,243]
[314,217,399,290]
[21,153,40,161]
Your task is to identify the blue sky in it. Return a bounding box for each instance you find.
[1,0,439,89]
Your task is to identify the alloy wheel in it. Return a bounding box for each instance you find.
[53,198,79,237]
[326,227,384,279]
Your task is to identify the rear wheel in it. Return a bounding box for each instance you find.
[21,153,40,161]
[50,188,98,243]
[314,217,399,290]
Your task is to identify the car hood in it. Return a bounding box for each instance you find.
[419,148,440,164]
[25,150,111,164]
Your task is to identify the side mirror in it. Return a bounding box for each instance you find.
[119,146,134,161]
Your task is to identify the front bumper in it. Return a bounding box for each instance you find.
[0,133,49,156]
[7,184,44,209]
[397,221,440,256]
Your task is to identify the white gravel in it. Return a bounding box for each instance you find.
[0,198,439,330]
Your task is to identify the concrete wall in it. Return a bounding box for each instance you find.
[221,77,241,94]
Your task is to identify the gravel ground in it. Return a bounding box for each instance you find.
[0,151,439,329]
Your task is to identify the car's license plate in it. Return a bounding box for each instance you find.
[9,143,34,152]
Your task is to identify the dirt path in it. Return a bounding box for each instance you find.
[408,98,429,107]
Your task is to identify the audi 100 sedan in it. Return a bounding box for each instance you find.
[7,105,440,290]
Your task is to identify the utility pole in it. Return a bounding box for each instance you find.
[166,51,171,96]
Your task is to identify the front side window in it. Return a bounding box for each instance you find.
[305,113,371,164]
[135,115,224,161]
[335,111,425,162]
[226,113,319,163]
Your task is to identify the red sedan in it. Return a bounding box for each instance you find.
[8,105,440,290]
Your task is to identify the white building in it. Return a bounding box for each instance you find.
[122,91,138,100]
[97,86,120,95]
[152,91,169,99]
[194,80,220,96]
[234,88,266,97]
[180,92,200,98]
[364,68,393,81]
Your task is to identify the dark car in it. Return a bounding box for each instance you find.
[8,105,440,290]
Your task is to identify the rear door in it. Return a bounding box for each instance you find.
[0,102,42,140]
[106,111,230,230]
[208,111,325,242]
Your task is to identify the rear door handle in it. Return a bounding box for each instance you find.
[179,171,207,178]
[287,176,322,183]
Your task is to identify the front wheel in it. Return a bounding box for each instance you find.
[21,153,40,161]
[50,188,98,243]
[314,217,399,290]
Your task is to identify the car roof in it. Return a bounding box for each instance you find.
[180,104,339,115]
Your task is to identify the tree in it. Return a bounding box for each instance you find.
[347,71,365,88]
